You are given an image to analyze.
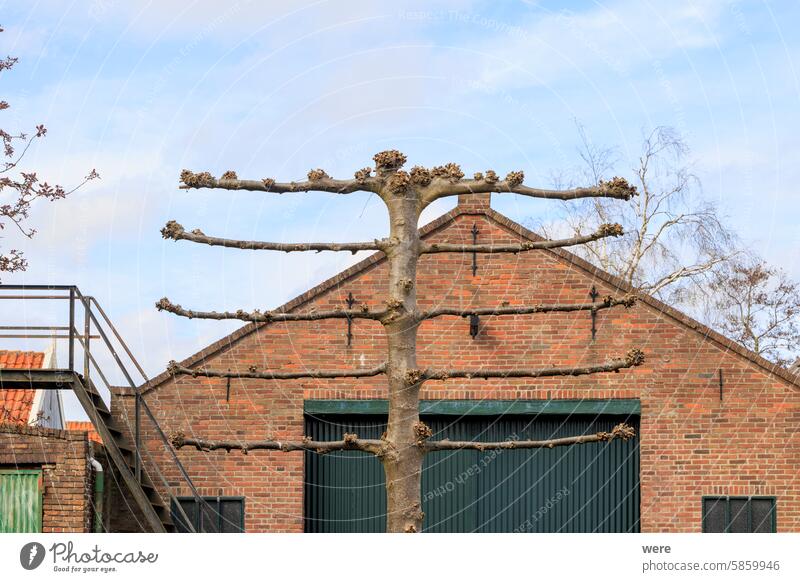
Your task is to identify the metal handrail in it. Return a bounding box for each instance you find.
[0,284,207,531]
[74,334,197,533]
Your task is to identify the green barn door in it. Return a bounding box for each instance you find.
[304,410,639,533]
[304,417,387,532]
[471,415,640,532]
[0,469,43,533]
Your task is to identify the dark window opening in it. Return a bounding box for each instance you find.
[702,496,776,533]
[171,497,244,533]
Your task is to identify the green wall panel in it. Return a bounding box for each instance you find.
[0,469,43,533]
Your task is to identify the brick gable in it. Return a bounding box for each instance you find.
[114,198,800,532]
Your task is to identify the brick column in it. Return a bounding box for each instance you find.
[456,192,491,212]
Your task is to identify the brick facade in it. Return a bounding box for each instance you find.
[0,423,94,532]
[112,195,800,532]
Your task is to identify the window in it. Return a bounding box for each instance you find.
[702,497,775,533]
[171,497,244,533]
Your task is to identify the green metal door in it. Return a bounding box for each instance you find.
[304,410,639,532]
[0,469,43,533]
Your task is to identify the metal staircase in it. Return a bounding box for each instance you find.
[0,285,204,533]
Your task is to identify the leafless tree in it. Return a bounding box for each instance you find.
[707,257,800,367]
[159,152,645,533]
[0,26,98,281]
[540,125,737,306]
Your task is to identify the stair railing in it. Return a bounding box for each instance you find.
[0,284,208,532]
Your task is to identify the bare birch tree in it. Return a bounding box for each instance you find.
[541,125,737,306]
[159,151,645,533]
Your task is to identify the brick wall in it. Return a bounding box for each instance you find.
[111,196,800,532]
[0,423,93,532]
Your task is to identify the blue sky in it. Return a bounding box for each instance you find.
[1,1,798,417]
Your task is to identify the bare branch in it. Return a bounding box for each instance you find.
[157,295,635,326]
[179,169,380,194]
[156,297,385,323]
[169,430,384,455]
[169,423,636,456]
[647,256,730,298]
[419,295,636,320]
[161,221,387,254]
[407,348,645,383]
[709,257,800,366]
[424,423,636,451]
[421,223,623,254]
[421,174,637,206]
[168,361,387,381]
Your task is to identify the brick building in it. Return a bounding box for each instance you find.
[0,350,104,533]
[0,424,95,532]
[112,193,800,533]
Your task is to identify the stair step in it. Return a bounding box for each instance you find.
[72,371,188,533]
[113,445,135,464]
[151,501,170,518]
[106,426,123,438]
[84,385,103,399]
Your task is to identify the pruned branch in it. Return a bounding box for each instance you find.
[161,220,623,257]
[177,162,637,210]
[169,430,384,455]
[168,423,636,455]
[406,348,645,383]
[423,423,636,451]
[420,223,623,254]
[419,295,636,320]
[156,295,636,325]
[421,175,637,206]
[179,169,380,194]
[161,221,386,254]
[156,297,385,323]
[167,361,387,380]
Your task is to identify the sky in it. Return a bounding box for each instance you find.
[0,0,798,419]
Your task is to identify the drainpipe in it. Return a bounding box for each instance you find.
[89,457,104,533]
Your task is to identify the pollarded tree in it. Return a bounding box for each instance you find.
[158,151,644,533]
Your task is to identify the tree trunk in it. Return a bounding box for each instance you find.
[382,193,425,533]
[165,155,644,532]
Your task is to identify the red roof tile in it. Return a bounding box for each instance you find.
[0,350,45,369]
[65,420,102,444]
[0,350,46,425]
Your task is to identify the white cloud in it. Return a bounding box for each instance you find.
[469,0,730,89]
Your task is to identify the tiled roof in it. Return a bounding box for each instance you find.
[0,350,45,369]
[65,420,102,444]
[0,350,46,424]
